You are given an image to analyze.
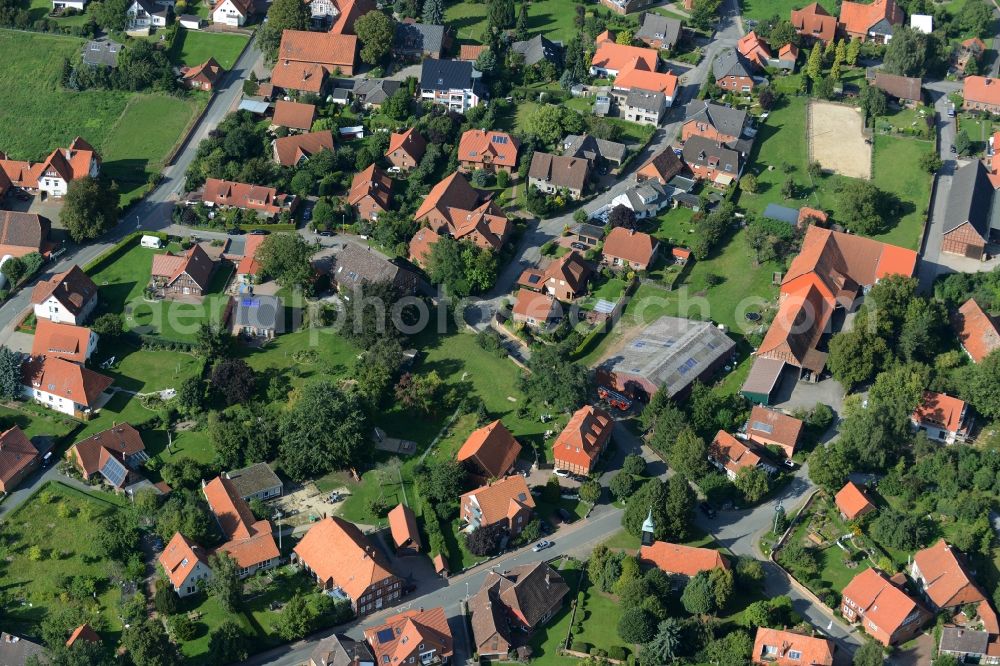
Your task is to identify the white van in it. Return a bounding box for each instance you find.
[141,235,163,249]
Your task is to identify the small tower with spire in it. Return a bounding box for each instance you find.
[641,508,655,547]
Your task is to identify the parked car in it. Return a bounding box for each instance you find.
[227,228,245,235]
[570,474,589,483]
[532,540,554,552]
[539,520,552,535]
[699,502,717,519]
[571,242,587,251]
[783,459,796,469]
[249,229,269,235]
[554,469,570,477]
[557,508,573,523]
[318,230,334,237]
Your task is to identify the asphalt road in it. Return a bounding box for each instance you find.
[916,80,962,293]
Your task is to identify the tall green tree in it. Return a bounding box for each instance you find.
[208,552,242,613]
[883,26,927,76]
[0,345,22,400]
[276,593,315,640]
[279,381,371,480]
[520,341,588,411]
[806,45,823,81]
[853,641,885,666]
[422,0,443,25]
[355,11,395,65]
[121,618,178,666]
[514,2,529,40]
[645,617,683,663]
[61,177,120,242]
[259,0,311,59]
[208,620,249,664]
[256,233,314,289]
[663,474,696,540]
[846,38,860,66]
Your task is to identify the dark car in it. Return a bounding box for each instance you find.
[950,145,957,153]
[570,242,587,250]
[318,230,334,237]
[557,508,573,523]
[699,502,717,519]
[539,520,552,535]
[227,228,245,235]
[249,229,269,235]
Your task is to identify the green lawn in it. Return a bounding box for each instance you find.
[90,242,232,342]
[101,94,203,204]
[740,0,815,21]
[0,403,78,441]
[0,482,129,638]
[0,30,204,206]
[738,96,933,251]
[447,0,596,44]
[95,343,204,394]
[168,28,249,69]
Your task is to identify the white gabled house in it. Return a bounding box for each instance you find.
[212,0,252,26]
[30,266,98,326]
[126,0,167,28]
[20,356,113,419]
[159,533,213,597]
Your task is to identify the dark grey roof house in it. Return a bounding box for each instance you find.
[712,47,754,81]
[333,243,421,295]
[227,462,283,501]
[938,627,991,662]
[393,22,446,58]
[420,58,477,93]
[624,88,666,115]
[308,634,375,666]
[231,294,284,339]
[683,100,754,153]
[353,78,402,106]
[511,34,562,67]
[942,159,998,259]
[636,13,682,50]
[562,134,627,166]
[682,135,741,177]
[0,633,44,666]
[82,38,123,68]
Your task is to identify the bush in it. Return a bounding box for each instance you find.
[571,641,592,653]
[170,614,198,641]
[607,646,629,660]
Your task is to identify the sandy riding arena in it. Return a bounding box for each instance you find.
[808,101,872,180]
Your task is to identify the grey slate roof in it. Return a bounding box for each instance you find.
[945,160,996,240]
[625,88,666,113]
[623,180,669,216]
[712,47,754,80]
[333,243,420,294]
[572,222,605,239]
[233,294,283,332]
[683,100,749,141]
[562,134,627,164]
[763,203,800,225]
[353,78,401,105]
[529,152,590,191]
[636,13,682,49]
[82,38,122,68]
[0,633,44,666]
[939,627,989,655]
[393,22,446,56]
[308,634,376,666]
[227,462,282,498]
[681,135,740,173]
[511,34,562,67]
[421,58,476,91]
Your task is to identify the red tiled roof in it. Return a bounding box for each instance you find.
[543,251,590,297]
[636,147,684,184]
[278,29,358,67]
[21,356,112,408]
[272,100,316,131]
[348,163,392,210]
[65,624,100,648]
[737,31,772,68]
[913,391,966,433]
[513,290,558,322]
[591,39,659,73]
[203,476,279,569]
[752,627,833,665]
[552,405,613,471]
[835,481,875,520]
[414,173,510,251]
[0,426,37,489]
[459,44,487,61]
[778,43,799,61]
[791,2,837,42]
[150,244,215,291]
[70,423,145,479]
[387,503,422,551]
[839,0,903,36]
[183,57,224,86]
[329,0,374,34]
[202,178,294,216]
[31,318,92,363]
[457,130,520,169]
[912,540,986,609]
[603,227,658,267]
[158,532,209,590]
[457,420,521,479]
[408,227,441,266]
[460,475,535,528]
[613,60,679,98]
[955,299,1000,363]
[293,516,397,599]
[842,568,925,639]
[236,234,266,277]
[273,130,334,166]
[363,607,453,666]
[747,405,803,453]
[709,430,762,476]
[0,211,50,257]
[640,541,729,577]
[386,127,426,161]
[30,265,96,316]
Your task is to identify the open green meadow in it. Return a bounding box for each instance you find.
[0,30,204,205]
[737,95,933,250]
[447,0,611,45]
[168,28,249,69]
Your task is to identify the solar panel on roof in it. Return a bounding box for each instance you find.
[678,358,698,374]
[376,628,395,644]
[100,457,128,487]
[594,299,615,314]
[241,298,258,307]
[751,421,773,434]
[492,135,508,144]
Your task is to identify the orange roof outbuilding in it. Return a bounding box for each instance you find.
[752,627,833,665]
[456,419,522,479]
[954,299,1000,363]
[835,481,875,520]
[387,503,422,552]
[552,405,613,473]
[65,624,100,648]
[640,541,729,577]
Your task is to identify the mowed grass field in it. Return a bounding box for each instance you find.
[737,95,933,250]
[741,0,814,21]
[447,0,600,44]
[0,30,204,204]
[168,28,249,69]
